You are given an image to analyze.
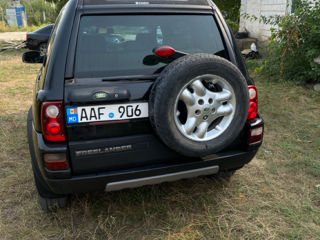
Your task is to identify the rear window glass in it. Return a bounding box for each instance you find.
[75,15,227,78]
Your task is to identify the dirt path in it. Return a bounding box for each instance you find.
[0,32,26,41]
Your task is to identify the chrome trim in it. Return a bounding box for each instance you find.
[105,165,219,191]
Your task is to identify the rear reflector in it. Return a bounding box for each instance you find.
[44,153,69,170]
[248,126,264,144]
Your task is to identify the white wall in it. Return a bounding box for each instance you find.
[240,0,290,41]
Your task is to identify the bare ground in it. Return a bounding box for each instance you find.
[0,32,26,41]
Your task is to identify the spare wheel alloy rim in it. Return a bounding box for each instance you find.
[174,74,236,142]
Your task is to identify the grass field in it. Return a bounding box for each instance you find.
[0,50,319,240]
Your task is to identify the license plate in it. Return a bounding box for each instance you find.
[66,102,148,124]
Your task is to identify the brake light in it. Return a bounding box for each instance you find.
[41,101,66,142]
[154,46,176,57]
[248,85,258,120]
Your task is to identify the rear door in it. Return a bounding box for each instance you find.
[65,14,228,174]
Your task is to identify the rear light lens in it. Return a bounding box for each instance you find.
[41,101,66,142]
[46,105,59,118]
[46,122,61,135]
[44,153,69,170]
[154,46,176,57]
[249,126,264,144]
[248,85,258,120]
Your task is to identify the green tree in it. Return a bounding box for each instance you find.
[0,0,10,22]
[214,0,241,31]
[46,0,68,15]
[21,0,56,25]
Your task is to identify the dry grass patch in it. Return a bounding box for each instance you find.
[0,53,319,239]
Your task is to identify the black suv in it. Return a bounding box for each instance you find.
[23,0,264,210]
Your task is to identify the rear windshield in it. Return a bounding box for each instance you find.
[75,15,227,78]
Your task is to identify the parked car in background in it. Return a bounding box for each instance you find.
[26,24,54,56]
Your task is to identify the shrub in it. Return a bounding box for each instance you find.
[0,20,49,33]
[0,0,9,25]
[0,20,10,32]
[262,0,320,84]
[46,0,68,16]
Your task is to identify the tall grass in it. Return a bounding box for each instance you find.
[0,20,49,32]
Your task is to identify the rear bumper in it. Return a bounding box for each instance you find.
[29,116,263,195]
[45,149,257,194]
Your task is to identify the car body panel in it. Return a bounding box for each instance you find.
[26,24,54,50]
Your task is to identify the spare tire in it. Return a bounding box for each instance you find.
[150,53,249,157]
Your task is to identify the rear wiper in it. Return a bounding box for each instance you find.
[102,74,159,82]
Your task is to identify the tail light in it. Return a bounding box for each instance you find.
[26,33,28,41]
[248,85,258,120]
[41,101,66,142]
